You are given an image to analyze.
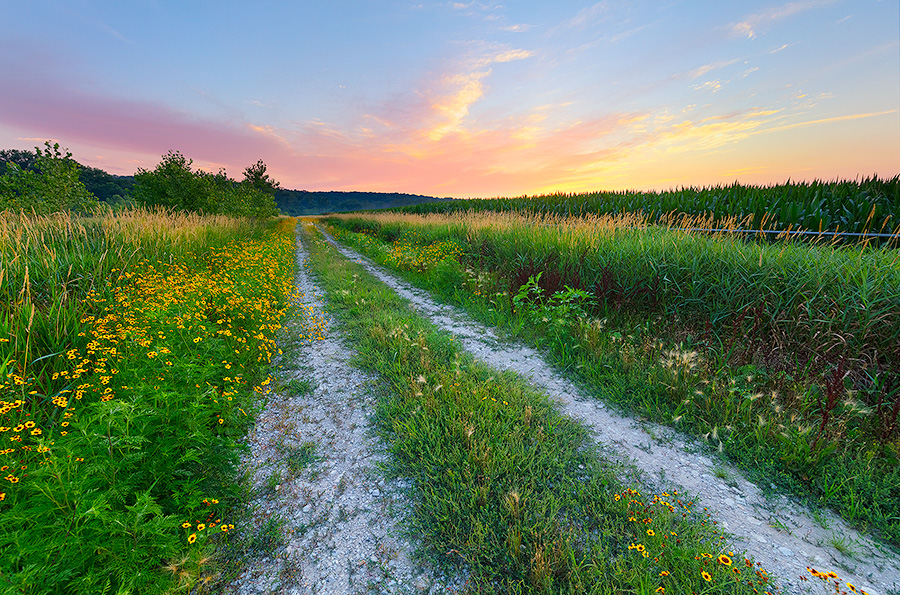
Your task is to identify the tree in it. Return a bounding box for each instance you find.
[242,159,280,195]
[0,149,38,175]
[133,151,279,218]
[132,150,203,211]
[0,142,98,214]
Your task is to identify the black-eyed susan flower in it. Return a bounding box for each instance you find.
[701,571,712,582]
[188,533,197,544]
[718,554,732,565]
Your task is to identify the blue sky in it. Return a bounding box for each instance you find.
[1,0,897,196]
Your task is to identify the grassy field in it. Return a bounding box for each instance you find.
[0,208,298,593]
[325,211,900,548]
[391,176,900,242]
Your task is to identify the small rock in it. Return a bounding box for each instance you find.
[302,504,311,513]
[778,546,793,557]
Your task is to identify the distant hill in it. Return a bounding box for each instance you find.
[274,189,451,215]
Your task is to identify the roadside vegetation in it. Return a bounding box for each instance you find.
[325,210,900,548]
[301,221,784,594]
[0,145,295,593]
[394,176,900,241]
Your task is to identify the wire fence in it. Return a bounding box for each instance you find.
[667,227,900,239]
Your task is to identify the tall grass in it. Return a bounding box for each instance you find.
[395,176,900,242]
[1,206,255,372]
[0,208,297,593]
[331,210,900,376]
[326,211,900,546]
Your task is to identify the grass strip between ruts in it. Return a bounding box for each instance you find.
[300,222,778,595]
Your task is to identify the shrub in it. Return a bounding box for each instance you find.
[0,142,98,214]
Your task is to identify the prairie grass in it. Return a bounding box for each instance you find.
[0,208,299,593]
[302,222,781,594]
[325,212,900,547]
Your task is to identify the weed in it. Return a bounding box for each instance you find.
[250,516,285,555]
[712,466,739,488]
[828,533,862,559]
[283,441,321,476]
[282,377,315,398]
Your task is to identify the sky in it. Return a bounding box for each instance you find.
[1,1,898,197]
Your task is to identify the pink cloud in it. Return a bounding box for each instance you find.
[0,51,285,174]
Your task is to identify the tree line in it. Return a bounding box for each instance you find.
[0,143,279,217]
[1,142,449,217]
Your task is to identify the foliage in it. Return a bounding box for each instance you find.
[133,151,278,218]
[1,147,135,207]
[0,142,98,214]
[327,214,900,548]
[242,159,280,196]
[275,188,448,216]
[393,176,900,243]
[302,222,777,594]
[0,209,298,593]
[0,149,38,174]
[77,166,134,206]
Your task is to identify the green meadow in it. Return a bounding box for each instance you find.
[1,161,896,593]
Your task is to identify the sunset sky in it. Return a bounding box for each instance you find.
[1,1,898,197]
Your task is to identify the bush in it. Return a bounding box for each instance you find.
[133,151,278,218]
[0,142,98,214]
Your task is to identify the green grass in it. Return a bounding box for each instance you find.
[324,214,900,550]
[300,221,779,594]
[0,210,299,593]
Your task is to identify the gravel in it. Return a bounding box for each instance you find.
[218,234,456,595]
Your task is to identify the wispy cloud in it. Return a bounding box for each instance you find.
[689,58,741,79]
[500,24,534,33]
[561,1,613,30]
[731,1,835,38]
[760,109,898,133]
[692,80,724,93]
